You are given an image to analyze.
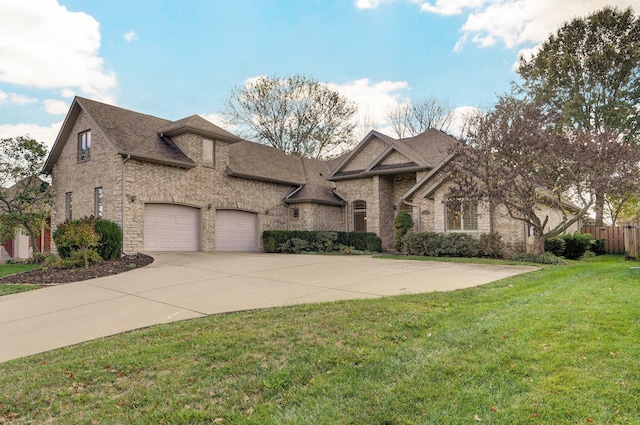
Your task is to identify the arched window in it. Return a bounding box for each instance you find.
[353,200,367,232]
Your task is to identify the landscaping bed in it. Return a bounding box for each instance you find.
[0,254,154,285]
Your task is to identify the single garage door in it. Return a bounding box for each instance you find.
[144,204,200,251]
[215,210,258,251]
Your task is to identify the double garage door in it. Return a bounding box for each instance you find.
[143,204,257,252]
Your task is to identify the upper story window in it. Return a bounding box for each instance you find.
[446,198,478,231]
[203,138,214,167]
[94,187,104,218]
[78,130,91,161]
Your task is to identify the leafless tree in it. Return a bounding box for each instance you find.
[223,75,357,159]
[387,97,453,138]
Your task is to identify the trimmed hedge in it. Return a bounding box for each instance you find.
[262,230,382,253]
[403,232,505,259]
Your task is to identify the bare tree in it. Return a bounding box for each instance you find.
[222,75,357,159]
[387,97,453,138]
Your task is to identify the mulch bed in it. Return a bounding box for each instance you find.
[0,254,154,285]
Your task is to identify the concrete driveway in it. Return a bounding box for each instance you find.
[0,252,537,362]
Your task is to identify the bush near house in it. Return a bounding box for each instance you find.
[544,232,601,260]
[262,230,382,254]
[52,217,123,267]
[393,211,413,252]
[402,232,506,259]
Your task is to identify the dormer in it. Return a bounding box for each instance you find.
[158,115,242,168]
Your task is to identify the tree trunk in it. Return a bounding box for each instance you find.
[530,235,545,255]
[595,191,605,226]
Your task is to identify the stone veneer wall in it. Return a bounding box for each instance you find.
[49,110,124,253]
[289,202,345,231]
[122,133,297,252]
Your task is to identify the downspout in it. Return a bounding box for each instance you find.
[121,154,130,255]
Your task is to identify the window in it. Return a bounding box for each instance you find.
[292,207,300,219]
[353,200,367,232]
[203,138,214,166]
[78,130,91,161]
[446,199,477,231]
[65,192,73,220]
[94,187,103,218]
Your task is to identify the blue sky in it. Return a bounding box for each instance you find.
[1,0,637,148]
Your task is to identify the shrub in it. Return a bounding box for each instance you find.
[562,232,593,260]
[94,219,122,260]
[262,230,379,253]
[403,232,483,258]
[477,233,505,258]
[394,211,413,252]
[403,232,442,256]
[313,231,338,252]
[439,233,480,257]
[544,237,566,257]
[590,238,606,255]
[52,217,101,268]
[365,235,382,252]
[279,238,311,254]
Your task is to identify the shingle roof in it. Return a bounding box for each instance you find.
[328,128,459,180]
[226,141,344,205]
[399,128,459,168]
[158,115,241,142]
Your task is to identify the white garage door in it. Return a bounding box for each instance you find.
[144,204,200,251]
[215,210,258,251]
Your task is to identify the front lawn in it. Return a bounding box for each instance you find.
[0,264,40,296]
[0,255,638,424]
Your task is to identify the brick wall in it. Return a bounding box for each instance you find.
[49,110,124,252]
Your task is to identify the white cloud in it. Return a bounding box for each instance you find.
[0,121,63,151]
[0,0,116,102]
[43,99,71,115]
[123,30,138,42]
[0,90,38,105]
[325,78,410,131]
[418,0,488,16]
[448,105,483,138]
[200,112,241,134]
[354,0,388,9]
[416,0,640,50]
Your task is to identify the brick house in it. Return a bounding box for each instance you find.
[43,97,577,254]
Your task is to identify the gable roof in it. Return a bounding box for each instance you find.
[44,97,223,171]
[328,128,458,180]
[158,115,241,142]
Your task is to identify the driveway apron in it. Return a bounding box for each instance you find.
[0,253,537,362]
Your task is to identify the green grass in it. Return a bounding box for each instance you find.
[0,264,40,296]
[1,255,639,424]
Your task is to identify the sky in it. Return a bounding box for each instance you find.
[1,0,639,150]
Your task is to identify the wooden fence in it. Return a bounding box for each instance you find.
[624,226,640,259]
[580,226,625,254]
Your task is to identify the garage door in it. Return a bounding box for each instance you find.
[215,210,258,251]
[144,204,200,251]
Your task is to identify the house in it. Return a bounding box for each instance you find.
[43,97,577,254]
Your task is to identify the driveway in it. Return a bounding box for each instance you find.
[0,253,537,362]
